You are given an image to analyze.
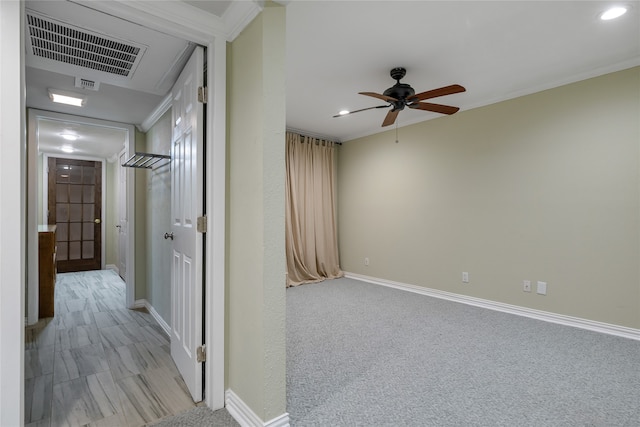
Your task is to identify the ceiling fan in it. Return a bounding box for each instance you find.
[334,67,466,127]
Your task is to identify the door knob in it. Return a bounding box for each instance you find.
[164,232,174,240]
[94,218,101,224]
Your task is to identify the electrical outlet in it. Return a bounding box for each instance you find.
[523,280,531,292]
[537,281,547,295]
[364,257,369,266]
[462,272,469,283]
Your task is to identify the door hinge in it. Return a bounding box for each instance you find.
[197,86,208,104]
[197,345,206,363]
[197,216,207,233]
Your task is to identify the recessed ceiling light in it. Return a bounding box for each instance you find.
[60,133,78,141]
[61,145,74,153]
[338,110,350,116]
[600,6,628,20]
[48,89,86,107]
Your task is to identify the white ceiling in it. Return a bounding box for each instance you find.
[26,0,640,156]
[37,118,128,160]
[286,1,640,142]
[183,0,234,16]
[25,0,197,126]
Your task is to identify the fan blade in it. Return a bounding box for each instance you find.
[359,92,398,102]
[382,109,399,127]
[407,84,466,102]
[333,105,389,118]
[408,102,460,115]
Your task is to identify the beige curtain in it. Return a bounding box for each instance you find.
[285,132,343,287]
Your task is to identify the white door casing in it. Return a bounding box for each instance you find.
[118,149,128,279]
[171,46,204,402]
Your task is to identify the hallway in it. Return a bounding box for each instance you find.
[25,270,195,426]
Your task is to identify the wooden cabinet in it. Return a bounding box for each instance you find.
[38,225,57,318]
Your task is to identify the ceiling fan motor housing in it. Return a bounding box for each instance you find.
[384,83,415,110]
[390,67,407,81]
[385,67,415,110]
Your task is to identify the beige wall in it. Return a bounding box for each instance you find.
[338,67,640,329]
[143,110,172,322]
[227,3,287,422]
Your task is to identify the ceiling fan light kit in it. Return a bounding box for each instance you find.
[335,67,465,127]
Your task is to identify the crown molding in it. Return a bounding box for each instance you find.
[223,1,264,42]
[140,93,172,133]
[73,0,262,43]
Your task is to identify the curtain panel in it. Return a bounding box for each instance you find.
[285,132,343,287]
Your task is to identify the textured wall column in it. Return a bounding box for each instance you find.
[227,2,287,422]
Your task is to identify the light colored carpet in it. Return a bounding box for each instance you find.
[286,277,640,426]
[150,406,239,426]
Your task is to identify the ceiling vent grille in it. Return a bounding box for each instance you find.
[26,12,144,78]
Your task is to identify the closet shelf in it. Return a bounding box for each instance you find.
[122,152,170,169]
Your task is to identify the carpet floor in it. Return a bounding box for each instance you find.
[286,277,640,426]
[150,407,239,426]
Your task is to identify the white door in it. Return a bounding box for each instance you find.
[117,150,128,280]
[170,46,205,402]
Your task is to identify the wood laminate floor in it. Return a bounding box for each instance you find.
[25,270,196,427]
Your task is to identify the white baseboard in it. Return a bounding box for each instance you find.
[105,264,119,274]
[225,389,290,427]
[344,272,640,341]
[132,299,146,309]
[133,298,171,336]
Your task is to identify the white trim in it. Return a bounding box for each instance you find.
[206,35,227,411]
[98,2,230,412]
[134,299,171,336]
[80,1,261,44]
[139,93,172,133]
[344,272,640,341]
[30,110,136,310]
[223,1,263,42]
[225,390,290,427]
[30,122,111,320]
[62,0,241,414]
[101,158,107,269]
[105,264,119,274]
[80,1,223,43]
[0,1,25,424]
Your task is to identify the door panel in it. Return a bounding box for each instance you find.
[170,46,204,402]
[48,158,102,272]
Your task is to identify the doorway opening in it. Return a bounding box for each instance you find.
[48,157,103,272]
[27,109,136,325]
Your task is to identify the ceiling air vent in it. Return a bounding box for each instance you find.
[26,12,146,78]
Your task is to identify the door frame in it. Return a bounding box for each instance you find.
[7,2,264,421]
[84,1,261,410]
[27,109,136,320]
[0,2,25,424]
[45,156,105,272]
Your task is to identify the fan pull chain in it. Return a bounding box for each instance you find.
[395,121,399,143]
